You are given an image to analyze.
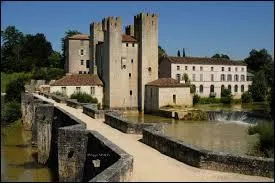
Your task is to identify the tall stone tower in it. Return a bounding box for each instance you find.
[101,17,123,108]
[89,22,104,74]
[134,13,159,111]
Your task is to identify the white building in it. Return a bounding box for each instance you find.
[159,56,252,99]
[50,74,103,104]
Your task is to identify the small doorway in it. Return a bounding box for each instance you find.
[173,94,176,104]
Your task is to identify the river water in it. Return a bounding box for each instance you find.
[1,95,54,182]
[122,111,259,156]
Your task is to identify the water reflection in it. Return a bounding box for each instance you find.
[122,111,259,156]
[1,123,53,182]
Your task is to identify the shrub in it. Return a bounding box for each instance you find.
[193,94,200,105]
[248,122,274,157]
[241,91,252,103]
[52,91,67,98]
[197,97,220,104]
[5,78,27,103]
[70,92,98,103]
[97,103,101,110]
[1,101,21,123]
[190,85,196,94]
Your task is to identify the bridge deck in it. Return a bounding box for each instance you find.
[34,93,273,182]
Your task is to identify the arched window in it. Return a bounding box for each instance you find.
[234,85,238,92]
[210,85,214,92]
[199,85,203,93]
[228,85,231,92]
[221,85,225,92]
[241,85,244,92]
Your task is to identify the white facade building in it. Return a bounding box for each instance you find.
[159,57,252,99]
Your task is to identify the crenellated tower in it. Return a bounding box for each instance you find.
[134,12,159,111]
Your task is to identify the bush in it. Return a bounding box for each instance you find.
[190,85,196,94]
[52,91,67,98]
[248,122,274,157]
[193,94,200,105]
[5,78,27,103]
[31,67,65,82]
[220,88,232,104]
[1,101,21,123]
[97,103,101,110]
[70,92,98,103]
[1,72,32,93]
[196,97,220,104]
[241,91,252,103]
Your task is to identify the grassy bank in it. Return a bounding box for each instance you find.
[1,72,32,93]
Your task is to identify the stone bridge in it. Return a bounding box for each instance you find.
[21,92,274,182]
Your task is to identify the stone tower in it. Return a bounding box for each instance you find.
[101,17,123,108]
[134,13,159,111]
[89,22,104,74]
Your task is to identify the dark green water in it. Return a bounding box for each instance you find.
[1,95,53,182]
[122,111,259,156]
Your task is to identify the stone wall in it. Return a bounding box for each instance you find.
[150,109,175,118]
[142,125,274,178]
[83,105,117,119]
[104,112,155,134]
[22,93,133,182]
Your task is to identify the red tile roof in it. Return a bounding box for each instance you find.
[166,56,246,66]
[51,74,103,86]
[68,34,89,40]
[122,34,137,42]
[146,78,190,87]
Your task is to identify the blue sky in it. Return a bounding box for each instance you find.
[1,1,274,60]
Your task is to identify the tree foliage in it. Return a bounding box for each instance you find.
[244,49,273,73]
[220,88,232,104]
[158,45,167,64]
[212,53,230,59]
[182,48,186,57]
[249,70,268,102]
[5,77,27,103]
[177,50,181,57]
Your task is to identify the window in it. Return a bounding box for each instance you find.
[221,85,225,92]
[61,87,66,95]
[227,74,232,81]
[221,74,225,81]
[241,75,245,81]
[222,67,224,71]
[148,67,152,72]
[80,49,84,55]
[176,74,181,82]
[130,90,132,95]
[126,43,128,47]
[132,43,135,47]
[86,60,89,68]
[79,71,82,74]
[235,67,238,72]
[173,94,176,104]
[228,85,231,92]
[76,87,81,93]
[193,66,195,71]
[131,59,133,63]
[185,66,188,70]
[241,67,244,72]
[200,66,203,71]
[211,74,214,81]
[199,85,203,93]
[235,74,239,82]
[90,87,95,95]
[210,85,214,92]
[192,74,196,81]
[81,60,84,65]
[88,71,90,74]
[200,74,203,81]
[83,71,86,74]
[241,85,244,92]
[234,85,238,92]
[248,85,251,90]
[80,40,84,46]
[177,66,180,70]
[211,67,214,71]
[228,67,231,71]
[129,73,131,78]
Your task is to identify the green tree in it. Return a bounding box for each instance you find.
[220,88,232,104]
[49,51,63,68]
[182,48,186,57]
[5,78,27,103]
[177,50,181,57]
[1,26,25,72]
[249,70,268,102]
[212,53,230,59]
[241,91,252,103]
[158,45,167,64]
[20,33,53,71]
[244,49,273,73]
[182,73,190,83]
